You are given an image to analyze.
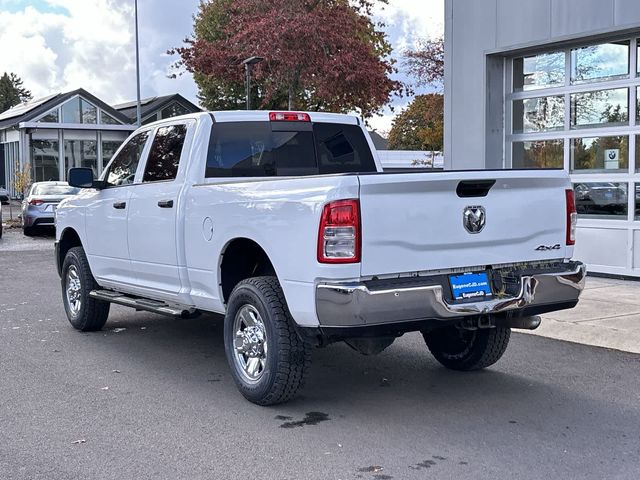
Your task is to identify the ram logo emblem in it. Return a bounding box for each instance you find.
[463,206,486,234]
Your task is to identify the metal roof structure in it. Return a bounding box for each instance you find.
[0,88,131,129]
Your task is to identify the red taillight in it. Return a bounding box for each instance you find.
[29,199,44,206]
[269,111,311,122]
[317,199,361,264]
[566,189,577,246]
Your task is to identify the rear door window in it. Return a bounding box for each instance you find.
[205,122,317,177]
[104,131,149,187]
[143,124,188,182]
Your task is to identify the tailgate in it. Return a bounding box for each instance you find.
[357,171,572,277]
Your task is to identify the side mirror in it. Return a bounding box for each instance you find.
[68,168,101,189]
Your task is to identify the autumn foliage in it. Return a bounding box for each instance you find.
[173,0,403,117]
[387,37,445,152]
[388,93,443,152]
[404,37,444,89]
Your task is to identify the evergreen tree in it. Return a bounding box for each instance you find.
[0,72,32,113]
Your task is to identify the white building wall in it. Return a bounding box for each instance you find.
[445,0,640,276]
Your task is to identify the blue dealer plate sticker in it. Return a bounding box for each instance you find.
[449,272,493,302]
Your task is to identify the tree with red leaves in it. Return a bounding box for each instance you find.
[404,37,444,89]
[171,0,403,117]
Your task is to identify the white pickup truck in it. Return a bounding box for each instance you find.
[55,110,586,405]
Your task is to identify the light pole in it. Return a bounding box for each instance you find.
[242,56,263,110]
[134,0,142,126]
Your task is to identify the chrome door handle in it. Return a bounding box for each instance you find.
[113,201,126,209]
[157,199,174,208]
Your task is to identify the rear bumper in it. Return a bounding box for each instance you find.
[23,210,55,226]
[315,261,586,328]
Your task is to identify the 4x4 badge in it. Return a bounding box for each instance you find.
[463,206,486,234]
[535,244,561,251]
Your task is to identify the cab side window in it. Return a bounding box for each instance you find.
[143,124,188,182]
[104,131,149,187]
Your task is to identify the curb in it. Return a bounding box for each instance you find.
[522,316,640,354]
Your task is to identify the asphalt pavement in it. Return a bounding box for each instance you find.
[1,229,639,480]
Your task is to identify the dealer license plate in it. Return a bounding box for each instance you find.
[449,272,493,302]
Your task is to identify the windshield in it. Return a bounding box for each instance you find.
[31,184,80,196]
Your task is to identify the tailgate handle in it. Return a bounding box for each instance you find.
[456,180,496,198]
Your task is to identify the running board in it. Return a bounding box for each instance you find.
[89,290,197,318]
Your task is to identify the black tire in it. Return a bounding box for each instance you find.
[423,325,510,371]
[61,246,110,331]
[224,276,311,406]
[23,226,34,237]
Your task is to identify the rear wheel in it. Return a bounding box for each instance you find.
[423,325,510,371]
[61,246,110,331]
[23,226,34,237]
[224,276,311,406]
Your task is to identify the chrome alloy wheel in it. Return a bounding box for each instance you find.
[233,304,268,382]
[65,265,82,316]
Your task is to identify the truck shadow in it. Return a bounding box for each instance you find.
[87,306,640,436]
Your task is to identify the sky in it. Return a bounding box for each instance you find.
[0,0,443,133]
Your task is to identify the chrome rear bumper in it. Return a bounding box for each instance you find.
[315,262,586,327]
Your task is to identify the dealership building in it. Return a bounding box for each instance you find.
[445,0,640,276]
[0,90,200,198]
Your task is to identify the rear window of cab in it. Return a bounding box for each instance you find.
[205,121,376,178]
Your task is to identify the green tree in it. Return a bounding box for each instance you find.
[171,0,403,117]
[387,94,443,153]
[0,72,32,113]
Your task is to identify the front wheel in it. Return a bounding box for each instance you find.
[423,325,510,371]
[224,276,311,406]
[61,246,110,331]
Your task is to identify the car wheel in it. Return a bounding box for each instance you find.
[23,226,34,236]
[423,325,510,371]
[224,276,311,406]
[61,246,110,331]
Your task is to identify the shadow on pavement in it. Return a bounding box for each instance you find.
[74,307,640,427]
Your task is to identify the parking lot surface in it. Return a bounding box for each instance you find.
[1,231,639,479]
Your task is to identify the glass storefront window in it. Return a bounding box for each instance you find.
[160,102,190,119]
[636,135,640,172]
[142,115,158,125]
[61,98,80,123]
[513,95,564,133]
[635,183,640,219]
[571,41,630,84]
[40,109,59,123]
[61,97,97,124]
[513,51,565,91]
[81,99,97,124]
[571,136,628,172]
[64,139,98,177]
[31,139,60,182]
[512,140,564,168]
[574,182,627,217]
[570,88,628,129]
[102,140,124,167]
[100,111,120,125]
